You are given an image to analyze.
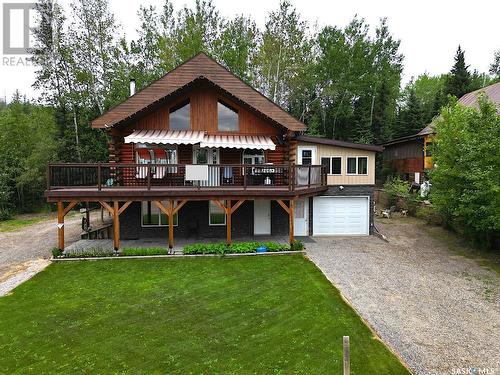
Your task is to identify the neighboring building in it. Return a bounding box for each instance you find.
[381,81,500,183]
[46,53,382,250]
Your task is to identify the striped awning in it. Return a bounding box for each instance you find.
[125,130,205,145]
[125,130,276,150]
[200,135,276,150]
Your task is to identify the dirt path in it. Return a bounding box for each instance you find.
[306,216,500,375]
[0,211,104,282]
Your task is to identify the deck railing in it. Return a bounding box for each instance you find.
[47,163,327,191]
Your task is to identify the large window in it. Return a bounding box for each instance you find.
[142,201,178,227]
[209,201,226,225]
[218,100,239,131]
[347,156,368,175]
[332,157,342,175]
[321,156,342,175]
[357,157,368,174]
[169,99,190,130]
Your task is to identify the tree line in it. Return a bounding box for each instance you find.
[0,0,498,217]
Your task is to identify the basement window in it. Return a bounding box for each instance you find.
[209,201,226,226]
[142,201,178,227]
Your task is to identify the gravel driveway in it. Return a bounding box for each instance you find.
[306,218,500,375]
[0,211,104,282]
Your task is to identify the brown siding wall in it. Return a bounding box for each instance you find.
[117,144,287,166]
[134,85,281,135]
[220,149,242,164]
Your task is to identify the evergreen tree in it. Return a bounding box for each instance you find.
[394,86,425,138]
[444,45,471,98]
[490,50,500,78]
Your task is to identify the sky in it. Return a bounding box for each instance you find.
[1,0,499,102]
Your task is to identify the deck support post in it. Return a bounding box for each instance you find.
[212,200,245,247]
[276,199,295,245]
[57,202,64,251]
[56,200,78,251]
[113,201,120,250]
[154,200,187,250]
[226,200,232,246]
[168,200,174,249]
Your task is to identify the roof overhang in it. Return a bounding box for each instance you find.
[296,135,383,152]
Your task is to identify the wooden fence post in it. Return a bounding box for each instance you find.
[343,336,350,375]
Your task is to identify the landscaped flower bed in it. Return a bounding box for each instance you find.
[51,241,304,259]
[52,247,168,258]
[182,240,304,255]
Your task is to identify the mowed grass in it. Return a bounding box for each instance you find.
[0,216,51,232]
[0,255,409,374]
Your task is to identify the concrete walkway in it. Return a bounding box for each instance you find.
[306,218,500,375]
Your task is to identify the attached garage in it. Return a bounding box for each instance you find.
[312,196,370,235]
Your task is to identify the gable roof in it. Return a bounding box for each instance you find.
[92,53,306,131]
[458,81,500,113]
[381,82,500,147]
[296,135,383,152]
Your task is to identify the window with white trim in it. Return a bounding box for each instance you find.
[141,201,178,227]
[357,156,368,175]
[300,149,313,165]
[346,156,368,175]
[209,201,226,225]
[332,157,342,175]
[321,156,342,175]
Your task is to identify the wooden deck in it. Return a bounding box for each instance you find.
[45,185,327,201]
[46,163,327,201]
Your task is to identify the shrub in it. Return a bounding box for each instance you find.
[262,242,290,252]
[51,247,62,258]
[182,241,297,255]
[183,243,228,255]
[121,247,168,256]
[290,240,304,251]
[63,248,115,258]
[230,242,261,253]
[415,206,443,226]
[383,176,410,207]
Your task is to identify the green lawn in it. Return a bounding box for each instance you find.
[0,255,408,374]
[0,215,51,232]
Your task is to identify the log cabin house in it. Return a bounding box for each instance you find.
[46,53,382,250]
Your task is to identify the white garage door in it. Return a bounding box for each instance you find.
[313,197,369,235]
